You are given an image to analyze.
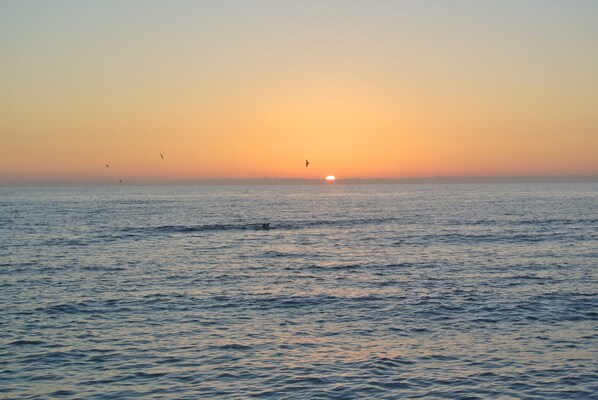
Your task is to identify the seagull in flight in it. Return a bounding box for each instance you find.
[160,153,164,160]
[305,159,310,167]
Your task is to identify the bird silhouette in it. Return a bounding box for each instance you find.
[119,179,122,183]
[160,153,164,160]
[105,164,109,168]
[305,159,310,167]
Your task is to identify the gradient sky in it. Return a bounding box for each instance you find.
[1,0,597,182]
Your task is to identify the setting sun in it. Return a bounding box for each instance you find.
[325,175,336,182]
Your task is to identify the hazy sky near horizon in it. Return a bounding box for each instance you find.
[1,0,597,182]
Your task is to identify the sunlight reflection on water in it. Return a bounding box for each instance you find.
[1,183,597,398]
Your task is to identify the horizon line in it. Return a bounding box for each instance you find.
[1,175,597,187]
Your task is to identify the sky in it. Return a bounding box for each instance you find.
[1,0,597,182]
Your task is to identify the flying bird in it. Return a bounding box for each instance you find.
[105,164,109,168]
[305,159,310,167]
[160,153,164,160]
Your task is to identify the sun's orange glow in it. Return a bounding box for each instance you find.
[0,2,597,183]
[326,175,336,182]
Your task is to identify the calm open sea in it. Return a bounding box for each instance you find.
[1,183,597,399]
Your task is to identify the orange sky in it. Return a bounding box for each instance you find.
[1,1,597,182]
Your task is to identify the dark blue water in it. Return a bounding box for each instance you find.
[1,183,597,399]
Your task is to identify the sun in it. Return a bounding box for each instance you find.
[325,175,336,182]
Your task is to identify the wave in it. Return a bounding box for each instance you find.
[115,214,598,236]
[122,223,252,234]
[9,339,46,346]
[119,217,402,235]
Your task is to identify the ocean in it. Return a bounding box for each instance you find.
[1,183,596,399]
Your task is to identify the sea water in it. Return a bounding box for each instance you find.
[1,183,596,399]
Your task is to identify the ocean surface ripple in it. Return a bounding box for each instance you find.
[1,183,597,399]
